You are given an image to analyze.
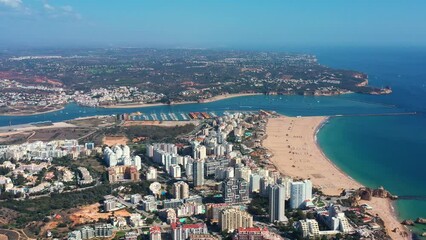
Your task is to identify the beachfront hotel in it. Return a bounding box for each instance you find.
[290,180,313,209]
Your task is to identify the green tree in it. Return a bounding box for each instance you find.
[14,174,26,186]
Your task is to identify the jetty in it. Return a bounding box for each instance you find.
[332,112,417,117]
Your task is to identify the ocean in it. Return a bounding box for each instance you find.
[315,47,426,236]
[0,47,425,235]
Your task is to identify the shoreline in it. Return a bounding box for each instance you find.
[101,93,262,109]
[314,117,411,239]
[263,115,410,240]
[0,106,65,117]
[313,117,362,189]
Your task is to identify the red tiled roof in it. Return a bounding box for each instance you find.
[183,223,205,229]
[150,226,161,233]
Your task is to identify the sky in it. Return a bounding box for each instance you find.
[1,0,426,49]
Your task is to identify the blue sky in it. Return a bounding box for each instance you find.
[1,0,425,48]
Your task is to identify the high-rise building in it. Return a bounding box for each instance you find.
[219,208,253,232]
[173,181,190,199]
[277,177,293,200]
[94,224,113,238]
[193,145,206,160]
[206,203,230,223]
[223,178,249,204]
[259,177,274,197]
[268,184,287,223]
[290,180,312,209]
[249,174,261,193]
[142,195,157,212]
[104,199,116,212]
[193,159,205,187]
[80,226,95,239]
[169,164,182,179]
[103,145,141,169]
[235,165,251,182]
[225,167,235,179]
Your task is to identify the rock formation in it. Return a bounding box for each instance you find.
[401,219,415,226]
[415,217,426,224]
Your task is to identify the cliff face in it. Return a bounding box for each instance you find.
[356,79,369,87]
[357,186,397,200]
[372,187,392,198]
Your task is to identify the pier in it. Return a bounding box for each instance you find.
[331,112,418,117]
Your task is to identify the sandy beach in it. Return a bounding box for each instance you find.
[198,93,263,103]
[263,116,408,240]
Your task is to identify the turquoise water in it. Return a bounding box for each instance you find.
[0,94,403,127]
[1,47,425,236]
[318,115,426,212]
[315,47,426,237]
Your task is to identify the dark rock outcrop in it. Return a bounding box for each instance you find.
[415,217,426,224]
[359,187,372,201]
[401,219,415,226]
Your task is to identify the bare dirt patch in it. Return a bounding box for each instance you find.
[69,203,131,226]
[102,135,129,146]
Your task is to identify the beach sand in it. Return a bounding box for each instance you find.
[263,116,408,240]
[198,93,262,103]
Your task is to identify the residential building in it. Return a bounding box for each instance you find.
[142,195,157,212]
[193,159,205,187]
[232,227,285,240]
[146,166,157,180]
[171,222,208,240]
[269,184,287,223]
[172,181,190,199]
[223,178,249,204]
[108,165,139,183]
[219,208,253,232]
[297,219,320,238]
[170,164,182,179]
[290,180,312,209]
[104,199,117,212]
[189,234,219,240]
[94,224,113,238]
[130,194,142,204]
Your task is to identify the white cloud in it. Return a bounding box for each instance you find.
[0,0,22,8]
[43,3,54,11]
